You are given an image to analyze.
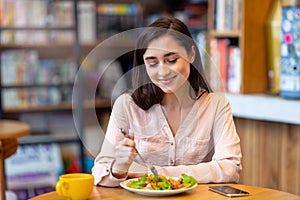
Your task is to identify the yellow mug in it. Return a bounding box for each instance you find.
[56,173,94,200]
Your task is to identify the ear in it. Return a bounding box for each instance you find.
[189,45,196,63]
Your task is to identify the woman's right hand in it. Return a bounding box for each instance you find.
[112,137,137,178]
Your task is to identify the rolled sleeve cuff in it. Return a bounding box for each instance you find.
[92,159,127,187]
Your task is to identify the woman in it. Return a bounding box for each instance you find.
[92,17,242,187]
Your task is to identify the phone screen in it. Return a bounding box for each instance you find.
[208,186,250,197]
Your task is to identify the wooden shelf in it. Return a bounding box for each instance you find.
[3,99,111,113]
[208,0,273,94]
[80,39,136,56]
[0,43,77,49]
[209,31,241,38]
[3,102,74,113]
[0,39,135,50]
[19,134,80,145]
[90,99,112,109]
[0,26,75,31]
[2,83,73,89]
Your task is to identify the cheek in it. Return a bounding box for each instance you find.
[175,61,190,80]
[145,67,156,81]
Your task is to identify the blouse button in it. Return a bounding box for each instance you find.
[170,159,174,164]
[170,142,174,146]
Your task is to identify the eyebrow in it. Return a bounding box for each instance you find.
[144,52,178,61]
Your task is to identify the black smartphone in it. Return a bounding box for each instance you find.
[208,185,250,197]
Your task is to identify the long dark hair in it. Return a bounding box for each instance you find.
[131,17,212,110]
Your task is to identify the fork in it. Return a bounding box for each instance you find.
[119,128,159,180]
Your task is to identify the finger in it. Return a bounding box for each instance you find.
[122,138,135,147]
[116,145,133,154]
[116,138,132,149]
[116,140,136,152]
[115,141,136,154]
[115,150,137,165]
[128,129,134,139]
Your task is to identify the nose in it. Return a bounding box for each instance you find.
[157,63,170,76]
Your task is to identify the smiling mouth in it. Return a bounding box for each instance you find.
[157,75,177,84]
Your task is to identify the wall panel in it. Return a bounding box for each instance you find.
[235,118,300,195]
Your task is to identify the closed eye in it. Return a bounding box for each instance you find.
[166,58,178,64]
[148,62,158,67]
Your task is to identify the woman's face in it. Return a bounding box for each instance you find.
[143,35,195,94]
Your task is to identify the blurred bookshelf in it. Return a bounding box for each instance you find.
[207,0,271,94]
[0,1,85,198]
[0,0,210,198]
[207,0,299,116]
[0,0,80,113]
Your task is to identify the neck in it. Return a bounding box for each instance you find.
[161,83,195,110]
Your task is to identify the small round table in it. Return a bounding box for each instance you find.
[0,120,30,200]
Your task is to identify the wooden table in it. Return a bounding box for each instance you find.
[30,183,300,200]
[0,120,30,200]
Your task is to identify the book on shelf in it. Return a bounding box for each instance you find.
[96,3,142,40]
[217,38,229,91]
[1,50,76,86]
[53,0,74,27]
[209,37,221,91]
[214,0,241,32]
[27,0,47,27]
[2,87,63,109]
[195,31,209,74]
[78,1,96,43]
[50,0,74,43]
[1,49,75,109]
[0,0,14,26]
[37,59,76,85]
[1,50,39,86]
[0,0,15,43]
[0,0,96,44]
[215,0,225,32]
[13,0,29,43]
[183,2,208,30]
[208,38,241,93]
[224,0,233,31]
[0,0,48,44]
[232,0,241,32]
[227,46,241,93]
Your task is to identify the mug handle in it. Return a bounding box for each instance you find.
[56,181,70,198]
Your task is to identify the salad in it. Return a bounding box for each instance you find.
[125,174,197,190]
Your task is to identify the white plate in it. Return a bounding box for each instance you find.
[120,178,197,197]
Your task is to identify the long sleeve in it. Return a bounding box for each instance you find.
[92,94,126,186]
[92,94,147,186]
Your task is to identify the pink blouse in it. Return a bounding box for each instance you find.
[92,92,242,187]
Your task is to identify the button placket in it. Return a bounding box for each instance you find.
[164,124,176,166]
[169,140,175,165]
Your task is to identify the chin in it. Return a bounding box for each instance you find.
[160,87,176,93]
